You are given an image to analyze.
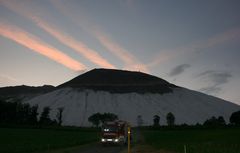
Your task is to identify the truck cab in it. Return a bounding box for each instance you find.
[101,120,128,144]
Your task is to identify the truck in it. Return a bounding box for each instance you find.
[101,120,129,145]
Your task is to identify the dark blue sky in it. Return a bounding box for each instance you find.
[0,0,240,104]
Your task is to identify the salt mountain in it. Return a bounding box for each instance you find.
[26,69,240,126]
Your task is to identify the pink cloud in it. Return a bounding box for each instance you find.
[1,0,115,69]
[89,29,149,72]
[31,17,115,69]
[199,27,240,49]
[147,50,177,68]
[0,21,86,71]
[51,0,149,72]
[93,29,148,72]
[93,30,134,65]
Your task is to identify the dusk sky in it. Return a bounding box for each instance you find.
[0,0,240,105]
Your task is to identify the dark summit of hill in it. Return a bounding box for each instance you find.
[60,69,170,85]
[58,68,177,94]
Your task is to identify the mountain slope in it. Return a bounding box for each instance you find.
[26,87,239,126]
[25,69,240,126]
[0,85,55,101]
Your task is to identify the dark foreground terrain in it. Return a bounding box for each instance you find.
[0,128,99,153]
[1,127,240,153]
[142,127,240,153]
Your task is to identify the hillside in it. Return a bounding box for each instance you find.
[0,85,55,101]
[26,87,240,126]
[25,69,240,126]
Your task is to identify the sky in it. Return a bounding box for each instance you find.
[0,0,240,105]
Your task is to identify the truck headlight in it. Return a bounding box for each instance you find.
[101,138,106,142]
[114,138,119,142]
[103,129,109,132]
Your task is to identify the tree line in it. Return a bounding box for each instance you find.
[136,112,175,127]
[88,111,240,127]
[0,100,64,127]
[151,111,240,127]
[1,98,240,127]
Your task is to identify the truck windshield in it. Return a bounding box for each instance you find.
[102,125,118,132]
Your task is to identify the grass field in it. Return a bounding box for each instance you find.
[142,127,240,153]
[0,127,100,153]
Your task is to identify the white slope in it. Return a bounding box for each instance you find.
[26,87,240,127]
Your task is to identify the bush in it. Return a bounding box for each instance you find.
[230,110,240,125]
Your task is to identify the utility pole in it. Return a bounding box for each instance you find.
[128,126,131,153]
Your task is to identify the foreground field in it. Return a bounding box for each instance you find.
[2,127,240,153]
[0,128,99,153]
[142,127,240,153]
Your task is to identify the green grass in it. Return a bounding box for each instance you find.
[142,128,240,153]
[0,127,100,153]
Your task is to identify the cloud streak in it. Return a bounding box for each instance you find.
[51,0,148,72]
[169,64,191,77]
[0,0,115,69]
[150,27,240,68]
[93,29,148,72]
[198,70,232,94]
[0,21,86,71]
[200,28,240,49]
[31,17,115,69]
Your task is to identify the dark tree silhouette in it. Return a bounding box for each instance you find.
[217,116,226,125]
[101,113,118,123]
[56,107,64,126]
[203,116,226,126]
[22,103,31,124]
[88,112,118,127]
[39,106,52,125]
[14,102,23,123]
[0,100,61,127]
[166,112,175,126]
[29,105,39,125]
[204,116,217,126]
[88,113,102,127]
[230,110,240,125]
[0,100,15,123]
[153,115,160,126]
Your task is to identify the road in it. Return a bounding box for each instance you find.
[72,143,125,153]
[70,129,142,153]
